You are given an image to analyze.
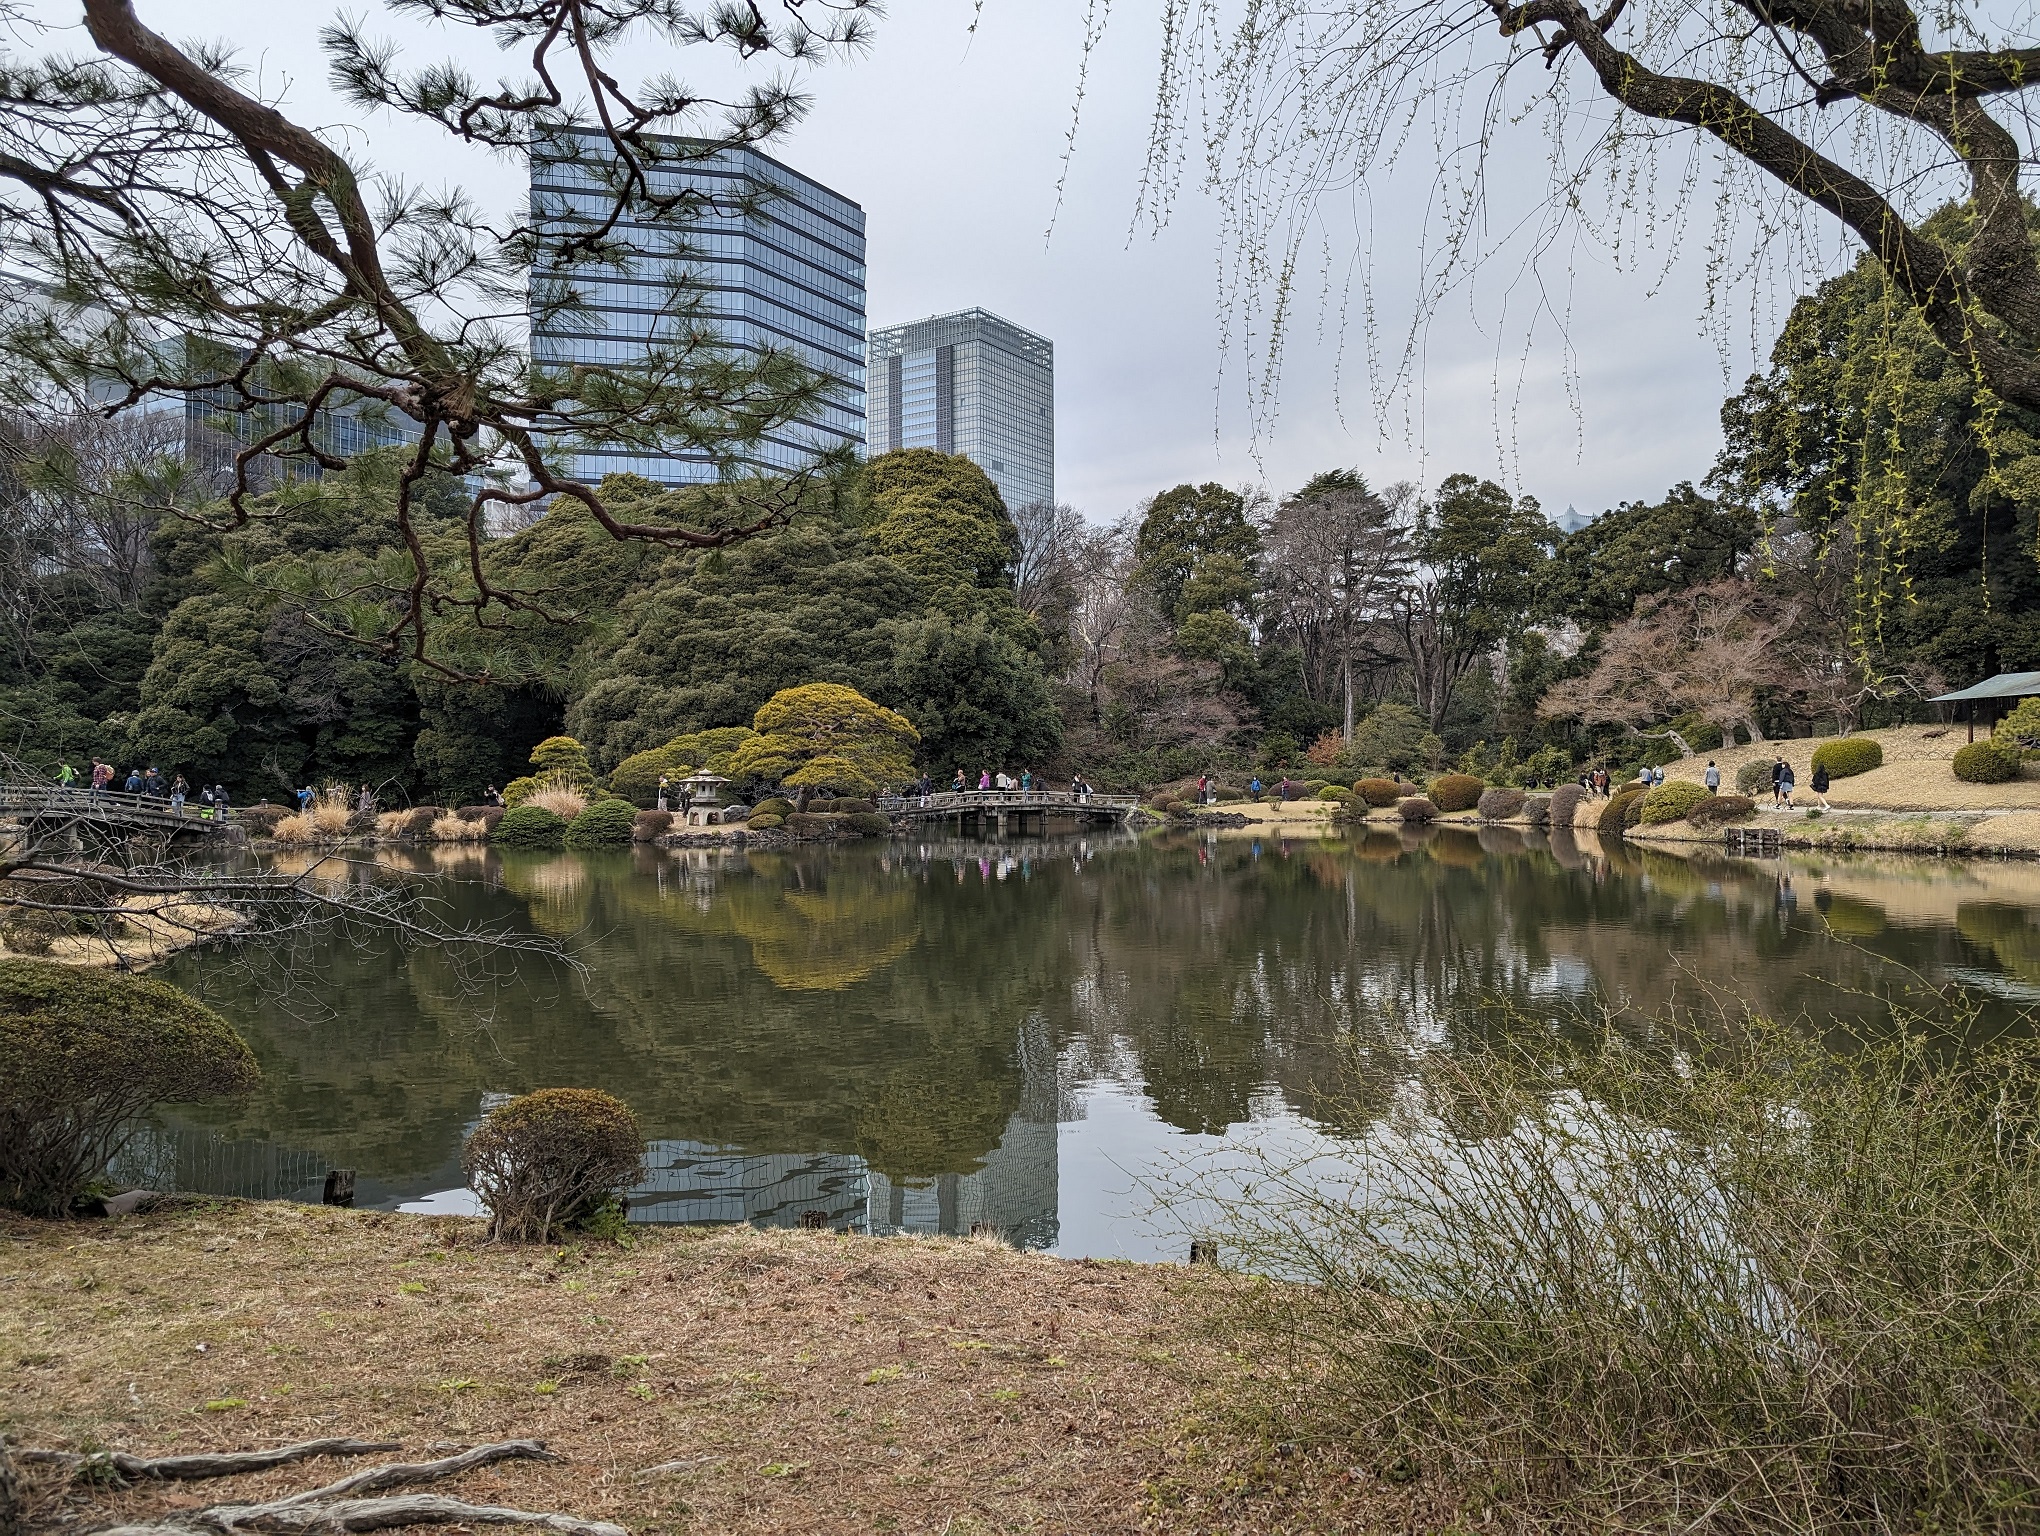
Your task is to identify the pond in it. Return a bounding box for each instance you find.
[133,825,2040,1259]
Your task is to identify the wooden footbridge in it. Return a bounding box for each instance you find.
[879,789,1140,832]
[0,783,239,839]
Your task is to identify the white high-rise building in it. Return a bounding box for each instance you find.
[866,309,1053,509]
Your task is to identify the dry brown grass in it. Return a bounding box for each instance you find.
[309,800,353,837]
[269,813,317,846]
[1660,724,2040,812]
[526,785,589,821]
[429,813,484,843]
[0,1203,1431,1535]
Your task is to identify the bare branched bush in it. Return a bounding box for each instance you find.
[462,1088,643,1244]
[1198,1006,2040,1532]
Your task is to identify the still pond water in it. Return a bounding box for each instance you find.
[134,826,2040,1259]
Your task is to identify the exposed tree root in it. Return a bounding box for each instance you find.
[15,1439,401,1484]
[6,1439,624,1536]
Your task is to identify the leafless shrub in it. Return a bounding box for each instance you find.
[462,1088,643,1244]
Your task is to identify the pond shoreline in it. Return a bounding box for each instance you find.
[0,1202,1437,1535]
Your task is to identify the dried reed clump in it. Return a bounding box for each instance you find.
[525,785,588,821]
[270,813,318,845]
[308,799,353,836]
[430,813,483,842]
[1199,1001,2040,1534]
[375,810,410,838]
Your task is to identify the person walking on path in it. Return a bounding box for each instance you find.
[90,759,111,795]
[56,761,76,789]
[1810,761,1830,811]
[1770,756,1787,809]
[123,766,142,795]
[1704,760,1720,793]
[1197,773,1210,806]
[1777,761,1796,809]
[656,776,670,811]
[952,768,967,794]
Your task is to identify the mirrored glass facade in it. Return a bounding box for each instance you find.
[867,309,1053,509]
[529,130,866,486]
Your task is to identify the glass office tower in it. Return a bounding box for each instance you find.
[528,130,866,485]
[866,309,1054,509]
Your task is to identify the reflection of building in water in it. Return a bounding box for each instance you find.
[631,1141,869,1228]
[866,1111,1058,1247]
[113,1123,328,1203]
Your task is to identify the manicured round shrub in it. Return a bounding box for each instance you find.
[1640,780,1713,824]
[1318,785,1355,803]
[405,805,446,838]
[1548,783,1587,829]
[848,811,892,835]
[1954,740,2020,784]
[751,797,795,820]
[1399,796,1438,823]
[501,774,540,808]
[746,813,784,830]
[1148,792,1178,812]
[1735,761,1775,797]
[491,804,567,849]
[1522,796,1552,828]
[1395,781,1421,797]
[1302,778,1332,794]
[461,1087,642,1243]
[1428,774,1484,813]
[1356,777,1401,807]
[1812,738,1884,779]
[1688,793,1756,827]
[528,735,592,779]
[835,797,879,815]
[564,798,638,849]
[633,810,673,841]
[0,960,259,1217]
[1476,787,1527,821]
[787,811,839,837]
[1599,787,1647,834]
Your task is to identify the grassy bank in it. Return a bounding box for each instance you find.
[0,1202,1439,1535]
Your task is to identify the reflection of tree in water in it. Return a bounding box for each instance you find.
[157,834,2035,1205]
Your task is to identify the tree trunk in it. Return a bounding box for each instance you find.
[1342,654,1355,741]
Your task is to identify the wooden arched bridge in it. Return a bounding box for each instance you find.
[878,788,1140,833]
[0,783,240,839]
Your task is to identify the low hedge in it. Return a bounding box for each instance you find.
[785,812,835,837]
[633,809,673,841]
[1399,795,1438,823]
[1319,785,1356,803]
[847,811,891,835]
[1548,783,1587,829]
[747,813,784,830]
[1429,774,1485,813]
[1736,761,1775,797]
[1812,738,1884,779]
[1688,793,1756,826]
[1954,740,2020,784]
[752,797,795,819]
[492,804,567,849]
[1356,777,1401,807]
[1599,787,1647,834]
[1213,785,1245,802]
[564,798,638,849]
[405,805,446,838]
[1640,780,1713,824]
[1522,796,1552,828]
[1476,787,1527,821]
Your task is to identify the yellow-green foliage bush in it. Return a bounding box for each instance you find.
[1356,777,1402,807]
[460,1087,642,1243]
[0,960,258,1217]
[564,798,638,849]
[747,813,784,830]
[1954,741,2020,784]
[1319,785,1355,803]
[1688,794,1756,827]
[1429,774,1484,813]
[606,747,695,807]
[1811,738,1884,779]
[1996,698,2040,753]
[492,804,566,848]
[1640,781,1713,824]
[528,736,592,779]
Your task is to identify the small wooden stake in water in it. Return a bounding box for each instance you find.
[322,1169,355,1208]
[799,1210,827,1231]
[1189,1239,1218,1266]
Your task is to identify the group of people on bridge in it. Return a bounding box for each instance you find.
[57,759,231,819]
[908,769,1100,802]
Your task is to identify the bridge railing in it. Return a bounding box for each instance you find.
[0,782,238,829]
[879,789,1139,814]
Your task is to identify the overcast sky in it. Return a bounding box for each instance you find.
[34,1,1866,524]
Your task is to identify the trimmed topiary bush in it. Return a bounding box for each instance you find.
[0,960,259,1217]
[1548,783,1587,829]
[564,798,638,849]
[606,746,694,807]
[461,1087,643,1243]
[848,811,892,835]
[751,797,795,820]
[1954,740,2021,784]
[238,803,291,835]
[405,805,446,838]
[1600,787,1647,834]
[1688,793,1757,827]
[502,774,539,808]
[1640,780,1713,825]
[1812,738,1884,779]
[1319,785,1356,803]
[1522,796,1552,828]
[1429,774,1484,813]
[528,735,592,780]
[835,798,879,815]
[1356,777,1401,808]
[1736,760,1775,797]
[746,813,784,830]
[492,804,567,849]
[1399,796,1438,823]
[785,812,835,837]
[1477,787,1527,822]
[633,810,673,841]
[1214,785,1244,802]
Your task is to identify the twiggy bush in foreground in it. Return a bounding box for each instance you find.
[1204,1008,2040,1533]
[462,1088,643,1243]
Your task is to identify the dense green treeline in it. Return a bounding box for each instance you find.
[6,229,2037,798]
